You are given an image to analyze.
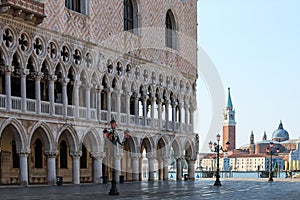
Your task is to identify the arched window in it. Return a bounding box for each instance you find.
[124,0,133,31]
[166,10,176,49]
[60,140,68,168]
[80,144,87,169]
[12,140,19,168]
[65,0,88,15]
[34,138,43,168]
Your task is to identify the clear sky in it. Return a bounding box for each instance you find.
[196,0,300,152]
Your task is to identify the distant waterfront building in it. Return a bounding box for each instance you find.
[222,87,236,151]
[200,88,298,173]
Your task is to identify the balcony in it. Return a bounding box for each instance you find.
[0,94,191,133]
[0,0,45,24]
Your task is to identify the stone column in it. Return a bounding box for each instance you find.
[157,100,162,129]
[147,154,156,181]
[34,72,43,114]
[131,154,140,181]
[19,151,29,186]
[184,105,189,132]
[150,97,155,128]
[134,94,139,125]
[20,68,29,113]
[125,92,131,125]
[176,157,183,180]
[190,109,194,132]
[48,75,57,115]
[188,159,195,180]
[92,152,105,184]
[116,90,122,122]
[163,156,169,180]
[73,80,81,118]
[113,153,122,183]
[96,86,102,121]
[60,78,69,117]
[85,83,92,120]
[106,89,112,122]
[172,102,176,131]
[157,158,163,180]
[178,102,183,132]
[46,151,58,185]
[142,96,147,126]
[165,100,170,130]
[4,66,13,111]
[71,152,82,184]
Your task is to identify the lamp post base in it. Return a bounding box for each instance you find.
[109,180,120,195]
[214,180,222,186]
[109,189,120,195]
[109,170,119,195]
[268,177,273,182]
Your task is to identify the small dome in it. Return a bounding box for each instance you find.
[272,121,289,142]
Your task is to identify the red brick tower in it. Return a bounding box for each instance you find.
[222,88,236,151]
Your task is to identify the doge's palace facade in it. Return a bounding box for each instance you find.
[0,0,198,186]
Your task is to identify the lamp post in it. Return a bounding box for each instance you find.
[266,141,280,182]
[103,119,130,195]
[209,134,230,186]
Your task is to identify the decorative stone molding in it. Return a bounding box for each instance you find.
[70,151,82,159]
[91,152,106,160]
[0,0,45,25]
[45,150,58,158]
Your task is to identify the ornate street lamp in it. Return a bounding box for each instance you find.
[209,134,230,186]
[266,141,280,182]
[103,119,130,195]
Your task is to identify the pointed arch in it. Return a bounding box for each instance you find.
[28,121,54,152]
[156,135,170,157]
[81,128,102,153]
[184,139,196,160]
[140,136,154,153]
[0,118,27,151]
[171,137,182,158]
[121,79,129,92]
[56,124,79,152]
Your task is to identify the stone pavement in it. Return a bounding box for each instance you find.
[1,178,300,200]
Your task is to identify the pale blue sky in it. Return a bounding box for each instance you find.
[197,0,300,151]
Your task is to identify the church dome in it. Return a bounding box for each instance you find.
[272,121,289,142]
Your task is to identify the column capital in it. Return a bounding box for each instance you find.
[18,68,30,76]
[74,80,82,87]
[174,155,185,160]
[91,152,106,160]
[19,149,30,156]
[141,95,148,101]
[70,151,82,159]
[45,150,58,158]
[178,101,183,108]
[150,97,156,103]
[83,83,93,90]
[113,153,123,160]
[47,74,57,81]
[163,156,170,162]
[59,78,70,86]
[146,152,156,160]
[130,153,142,159]
[164,99,171,105]
[105,87,113,93]
[184,104,190,109]
[1,65,14,73]
[32,72,44,80]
